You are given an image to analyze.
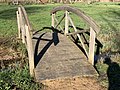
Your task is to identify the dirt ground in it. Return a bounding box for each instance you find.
[41,76,106,90]
[0,47,20,69]
[0,47,16,60]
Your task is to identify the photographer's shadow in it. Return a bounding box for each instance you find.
[104,57,120,90]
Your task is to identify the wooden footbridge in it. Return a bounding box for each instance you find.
[16,5,102,83]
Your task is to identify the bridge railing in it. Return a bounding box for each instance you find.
[16,5,34,76]
[51,6,100,65]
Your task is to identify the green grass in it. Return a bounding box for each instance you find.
[0,3,120,51]
[0,2,120,89]
[0,4,18,37]
[0,63,42,90]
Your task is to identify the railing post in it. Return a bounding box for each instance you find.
[16,11,21,39]
[18,7,26,44]
[52,13,55,28]
[25,25,34,77]
[65,11,69,36]
[88,27,96,65]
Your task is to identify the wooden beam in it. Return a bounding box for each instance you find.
[66,29,89,36]
[55,17,64,33]
[65,11,69,35]
[20,6,33,36]
[88,27,96,65]
[52,13,55,27]
[50,6,100,34]
[81,33,89,47]
[68,15,88,57]
[16,11,21,39]
[25,25,34,77]
[18,7,26,44]
[55,14,65,29]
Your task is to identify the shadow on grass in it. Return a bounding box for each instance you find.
[0,7,17,19]
[0,5,48,20]
[104,57,120,90]
[112,11,120,17]
[24,6,49,14]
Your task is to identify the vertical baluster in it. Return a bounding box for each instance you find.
[16,11,21,39]
[25,25,34,77]
[88,27,96,65]
[65,11,69,35]
[52,13,55,28]
[18,7,26,44]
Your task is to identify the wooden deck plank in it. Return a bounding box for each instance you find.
[32,32,98,82]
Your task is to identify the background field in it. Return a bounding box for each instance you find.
[0,3,120,51]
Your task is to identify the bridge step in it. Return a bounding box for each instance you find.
[32,32,98,83]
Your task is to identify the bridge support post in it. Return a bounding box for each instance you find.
[16,11,21,39]
[18,7,26,44]
[52,14,55,27]
[65,11,69,36]
[88,27,96,65]
[25,25,34,77]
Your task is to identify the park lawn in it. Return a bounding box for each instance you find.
[0,3,120,51]
[0,4,17,37]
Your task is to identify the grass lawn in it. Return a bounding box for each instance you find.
[0,3,120,51]
[0,2,120,89]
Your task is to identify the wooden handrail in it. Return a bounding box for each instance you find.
[17,6,34,77]
[20,5,33,34]
[51,5,100,34]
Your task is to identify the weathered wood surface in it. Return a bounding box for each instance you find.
[25,25,34,76]
[32,32,98,82]
[51,5,100,34]
[16,11,21,38]
[88,27,96,65]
